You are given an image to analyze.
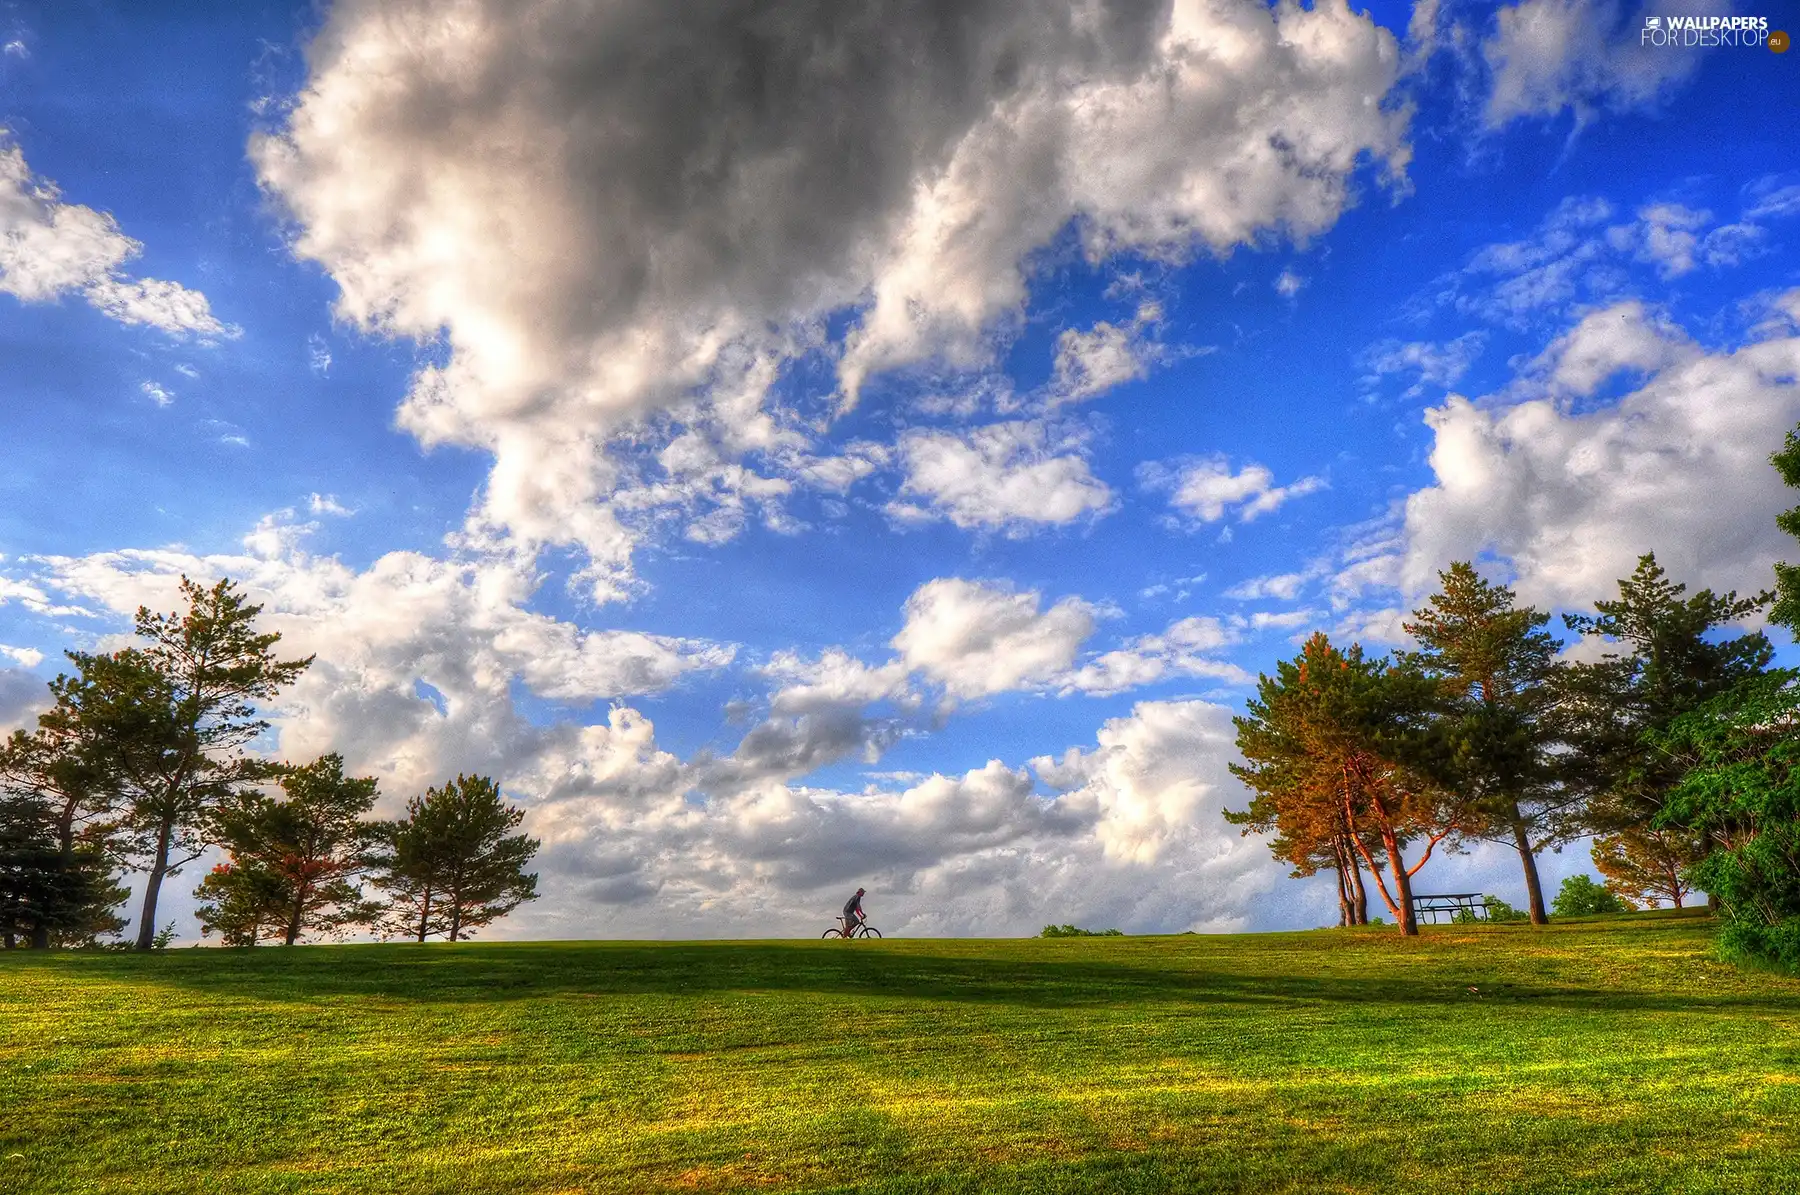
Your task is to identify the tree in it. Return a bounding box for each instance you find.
[1652,670,1800,972]
[1232,633,1474,936]
[1591,825,1699,910]
[371,775,539,942]
[0,716,128,948]
[1769,425,1800,635]
[1551,874,1629,916]
[194,754,382,946]
[1559,553,1771,885]
[1404,562,1572,924]
[60,578,312,949]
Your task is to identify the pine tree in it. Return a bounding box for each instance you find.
[0,715,128,948]
[1404,562,1571,924]
[195,754,382,946]
[59,578,312,949]
[1591,825,1699,910]
[1770,425,1800,636]
[372,775,539,942]
[1559,553,1771,880]
[1231,633,1473,936]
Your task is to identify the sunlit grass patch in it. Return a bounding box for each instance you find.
[3,911,1798,1193]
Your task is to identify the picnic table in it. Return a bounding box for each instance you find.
[1409,892,1489,924]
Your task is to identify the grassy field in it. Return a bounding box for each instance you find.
[2,910,1798,1194]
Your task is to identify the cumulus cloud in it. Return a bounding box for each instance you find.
[254,0,1408,584]
[1140,455,1326,524]
[1049,301,1166,404]
[0,132,233,338]
[888,419,1115,534]
[1370,291,1800,608]
[892,578,1098,700]
[16,531,1294,938]
[31,532,736,797]
[1057,616,1251,695]
[1478,0,1713,129]
[0,643,44,668]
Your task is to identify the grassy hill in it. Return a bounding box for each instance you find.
[3,910,1797,1193]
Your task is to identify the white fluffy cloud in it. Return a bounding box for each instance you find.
[1479,0,1712,129]
[0,133,233,338]
[1050,302,1166,404]
[1387,292,1800,607]
[254,0,1408,584]
[892,578,1098,700]
[889,419,1115,534]
[14,533,1292,939]
[1141,456,1326,524]
[1057,616,1251,695]
[32,530,735,796]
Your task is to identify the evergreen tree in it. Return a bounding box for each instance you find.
[1404,562,1572,924]
[372,775,539,942]
[1653,670,1800,971]
[0,715,128,948]
[1231,633,1474,936]
[1591,824,1699,910]
[59,578,312,949]
[195,754,382,946]
[1559,553,1771,875]
[1770,425,1800,636]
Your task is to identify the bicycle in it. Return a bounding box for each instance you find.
[821,918,882,939]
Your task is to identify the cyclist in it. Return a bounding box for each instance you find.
[841,887,867,937]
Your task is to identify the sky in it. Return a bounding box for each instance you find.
[1,0,1797,942]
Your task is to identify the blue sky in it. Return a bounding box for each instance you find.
[2,0,1798,940]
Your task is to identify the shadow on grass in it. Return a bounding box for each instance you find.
[4,935,1795,1015]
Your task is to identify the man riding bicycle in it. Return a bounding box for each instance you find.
[841,887,866,937]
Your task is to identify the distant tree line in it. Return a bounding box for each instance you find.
[1228,422,1800,974]
[0,579,539,950]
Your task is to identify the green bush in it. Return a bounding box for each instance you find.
[1552,875,1628,917]
[1451,896,1527,924]
[1039,925,1124,938]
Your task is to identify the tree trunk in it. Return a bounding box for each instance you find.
[1511,814,1549,925]
[1382,826,1419,936]
[285,895,304,947]
[448,902,462,943]
[134,816,176,951]
[29,924,50,949]
[1707,891,1720,915]
[416,888,432,943]
[2,932,14,949]
[1347,847,1369,925]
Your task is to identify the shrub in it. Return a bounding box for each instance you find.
[1039,925,1124,938]
[1452,896,1527,924]
[1552,875,1629,917]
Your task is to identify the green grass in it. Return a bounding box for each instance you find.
[3,910,1798,1193]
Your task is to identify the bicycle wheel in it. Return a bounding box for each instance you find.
[857,925,882,939]
[820,927,843,938]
